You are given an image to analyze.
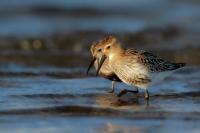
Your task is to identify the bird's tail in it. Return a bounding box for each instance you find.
[173,63,186,69]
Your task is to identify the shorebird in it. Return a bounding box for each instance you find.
[96,36,185,100]
[87,40,138,94]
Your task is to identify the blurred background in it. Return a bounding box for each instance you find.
[0,1,200,132]
[0,0,199,78]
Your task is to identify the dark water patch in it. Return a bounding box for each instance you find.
[153,91,200,98]
[10,93,104,99]
[0,105,200,121]
[0,71,84,79]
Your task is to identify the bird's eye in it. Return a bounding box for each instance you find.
[98,49,102,52]
[106,46,111,49]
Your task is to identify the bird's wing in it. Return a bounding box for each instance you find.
[125,49,179,72]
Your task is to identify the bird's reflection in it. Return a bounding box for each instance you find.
[96,122,145,133]
[95,91,151,109]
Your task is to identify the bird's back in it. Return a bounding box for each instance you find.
[125,49,185,73]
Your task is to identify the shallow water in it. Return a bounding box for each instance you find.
[0,65,200,133]
[0,0,200,133]
[0,0,200,36]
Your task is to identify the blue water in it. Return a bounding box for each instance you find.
[0,0,200,36]
[0,1,200,132]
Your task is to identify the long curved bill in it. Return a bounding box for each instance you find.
[86,57,96,75]
[96,55,107,76]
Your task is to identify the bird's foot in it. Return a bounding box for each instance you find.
[117,89,128,97]
[107,89,114,93]
[144,90,150,100]
[131,89,139,94]
[117,89,139,97]
[145,99,149,107]
[145,95,149,100]
[144,91,150,107]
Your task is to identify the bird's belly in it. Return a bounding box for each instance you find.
[113,63,150,88]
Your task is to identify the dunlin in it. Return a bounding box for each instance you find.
[87,40,138,94]
[96,36,185,100]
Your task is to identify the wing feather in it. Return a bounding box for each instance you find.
[125,49,184,72]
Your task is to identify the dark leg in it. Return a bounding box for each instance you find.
[108,81,115,93]
[145,99,149,107]
[118,88,139,97]
[134,87,139,93]
[117,89,128,97]
[144,89,149,100]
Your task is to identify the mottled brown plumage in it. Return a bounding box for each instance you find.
[97,36,185,100]
[126,49,185,72]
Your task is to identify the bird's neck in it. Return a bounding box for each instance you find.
[108,49,124,63]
